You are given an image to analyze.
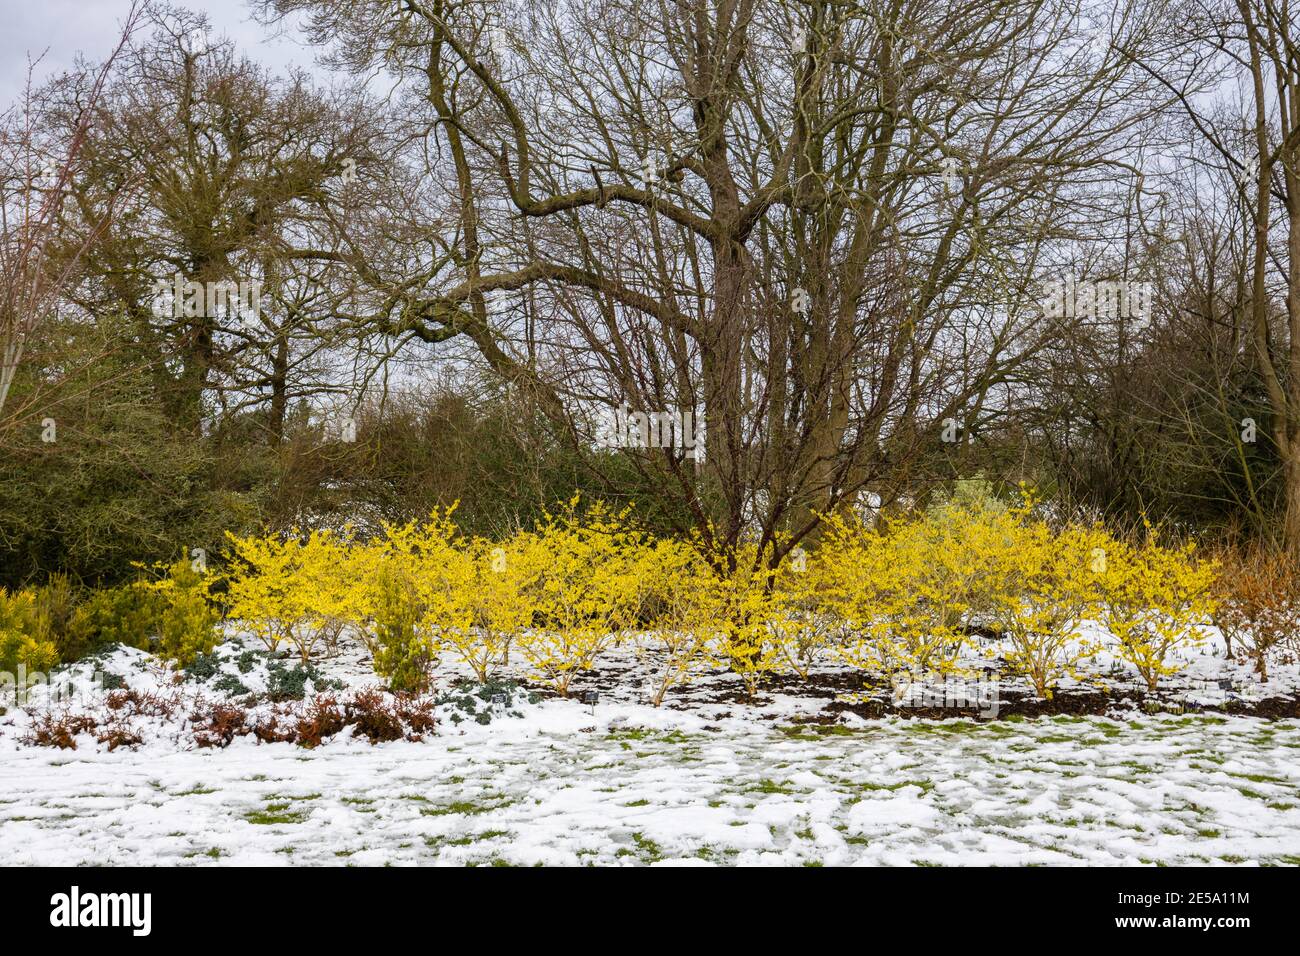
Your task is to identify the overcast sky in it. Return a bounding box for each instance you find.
[0,0,325,108]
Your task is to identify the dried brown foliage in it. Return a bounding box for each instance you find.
[339,689,436,744]
[95,720,143,751]
[23,711,98,749]
[106,688,179,719]
[1212,546,1300,681]
[190,700,251,748]
[294,695,345,748]
[188,688,436,749]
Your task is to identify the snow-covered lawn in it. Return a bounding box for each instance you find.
[4,628,1299,866]
[4,707,1299,866]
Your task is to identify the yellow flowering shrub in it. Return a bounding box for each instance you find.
[821,492,1119,699]
[516,498,646,697]
[986,518,1106,697]
[768,541,840,679]
[424,533,540,684]
[819,515,969,677]
[351,520,431,655]
[0,588,59,677]
[299,530,369,659]
[225,528,367,662]
[632,537,717,705]
[225,532,307,654]
[699,546,793,699]
[139,558,221,667]
[1094,535,1218,691]
[211,490,1230,704]
[913,489,1018,631]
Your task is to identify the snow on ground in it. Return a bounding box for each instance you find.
[3,703,1300,865]
[2,628,1300,866]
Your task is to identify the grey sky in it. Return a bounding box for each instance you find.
[0,0,325,108]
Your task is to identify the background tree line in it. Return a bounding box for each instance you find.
[2,0,1298,587]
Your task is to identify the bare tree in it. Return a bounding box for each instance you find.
[44,9,381,441]
[256,0,1168,564]
[0,1,147,427]
[1123,0,1300,550]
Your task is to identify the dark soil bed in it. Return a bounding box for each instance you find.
[548,661,1300,722]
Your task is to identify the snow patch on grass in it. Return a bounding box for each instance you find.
[2,710,1298,865]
